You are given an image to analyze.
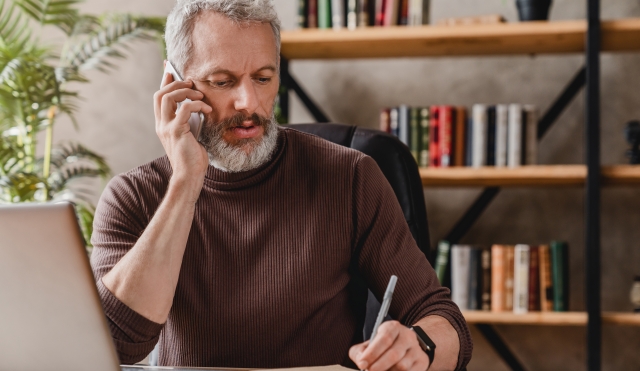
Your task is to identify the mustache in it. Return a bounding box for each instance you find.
[215,112,271,131]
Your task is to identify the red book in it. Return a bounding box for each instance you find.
[454,106,467,166]
[308,0,318,27]
[375,0,386,26]
[429,106,440,167]
[528,245,540,311]
[439,105,453,167]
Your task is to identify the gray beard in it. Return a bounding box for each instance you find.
[199,113,279,173]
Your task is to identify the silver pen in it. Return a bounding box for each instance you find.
[370,275,398,341]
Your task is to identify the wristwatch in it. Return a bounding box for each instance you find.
[410,326,436,368]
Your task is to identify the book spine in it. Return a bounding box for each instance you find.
[375,0,385,26]
[465,115,473,166]
[454,106,466,167]
[380,108,390,133]
[407,0,419,25]
[491,245,505,312]
[410,107,420,162]
[398,0,409,25]
[347,0,357,29]
[524,104,538,165]
[495,104,508,167]
[331,0,344,29]
[429,106,440,167]
[513,244,530,314]
[318,0,332,28]
[390,107,399,138]
[420,0,430,24]
[528,245,540,311]
[467,248,480,310]
[486,106,496,166]
[451,245,471,310]
[434,240,450,284]
[419,107,430,167]
[298,0,309,28]
[308,0,318,28]
[398,105,410,146]
[383,0,397,26]
[551,241,569,311]
[357,0,369,27]
[481,248,492,311]
[439,106,453,167]
[471,104,487,168]
[538,244,554,311]
[504,245,515,311]
[507,104,522,167]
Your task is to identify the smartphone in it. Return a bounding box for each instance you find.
[162,61,205,140]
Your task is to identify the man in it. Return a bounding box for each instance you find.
[90,0,472,370]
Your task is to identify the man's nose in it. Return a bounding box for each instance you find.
[233,78,259,115]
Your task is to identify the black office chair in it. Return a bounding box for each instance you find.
[290,123,433,340]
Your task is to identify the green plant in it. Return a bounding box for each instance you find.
[0,0,165,252]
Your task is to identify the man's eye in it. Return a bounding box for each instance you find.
[256,77,271,84]
[209,80,230,87]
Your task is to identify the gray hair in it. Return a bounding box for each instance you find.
[165,0,281,75]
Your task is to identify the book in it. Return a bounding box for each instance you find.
[398,105,410,146]
[523,105,538,165]
[408,0,429,25]
[507,104,523,167]
[357,0,369,27]
[528,245,540,311]
[383,0,397,26]
[390,107,399,138]
[331,0,344,29]
[434,240,450,284]
[298,0,308,28]
[504,245,515,311]
[451,244,471,310]
[308,0,318,28]
[486,106,496,166]
[513,244,530,314]
[409,107,420,162]
[429,106,440,167]
[398,0,409,25]
[495,104,508,167]
[490,244,505,312]
[439,105,453,167]
[318,0,332,28]
[468,247,481,310]
[380,108,390,133]
[374,0,385,25]
[471,104,487,168]
[454,106,466,167]
[419,108,430,167]
[347,0,357,29]
[551,241,569,312]
[538,244,554,311]
[481,248,492,311]
[465,114,473,166]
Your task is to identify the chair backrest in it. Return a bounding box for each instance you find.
[290,123,432,262]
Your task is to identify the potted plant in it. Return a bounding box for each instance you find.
[0,0,165,252]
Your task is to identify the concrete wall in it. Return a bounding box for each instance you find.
[52,0,640,369]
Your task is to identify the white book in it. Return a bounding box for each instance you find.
[513,244,530,314]
[331,0,344,29]
[507,104,523,168]
[451,245,471,310]
[495,104,508,167]
[398,105,410,146]
[523,105,538,165]
[471,104,487,168]
[408,0,422,25]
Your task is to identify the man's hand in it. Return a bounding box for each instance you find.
[350,321,430,371]
[154,72,212,200]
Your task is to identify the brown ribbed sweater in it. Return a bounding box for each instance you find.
[90,127,472,370]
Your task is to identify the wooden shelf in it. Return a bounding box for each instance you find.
[418,165,640,187]
[463,311,640,326]
[280,18,640,59]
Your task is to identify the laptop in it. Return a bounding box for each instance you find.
[0,202,120,371]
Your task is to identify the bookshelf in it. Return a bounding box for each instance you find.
[278,5,639,370]
[418,165,640,187]
[280,18,640,60]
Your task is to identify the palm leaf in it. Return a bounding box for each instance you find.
[14,0,80,35]
[72,200,94,250]
[48,165,106,194]
[0,0,32,50]
[0,171,46,202]
[0,134,27,175]
[48,141,110,174]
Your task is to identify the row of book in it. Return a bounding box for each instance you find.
[297,0,430,29]
[380,104,538,168]
[434,241,569,313]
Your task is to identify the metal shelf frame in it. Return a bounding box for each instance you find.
[278,0,603,369]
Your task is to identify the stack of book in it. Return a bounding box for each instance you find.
[297,0,430,29]
[380,104,538,168]
[434,241,569,313]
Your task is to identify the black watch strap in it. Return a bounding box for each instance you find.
[411,326,436,368]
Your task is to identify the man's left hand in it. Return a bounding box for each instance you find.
[349,321,430,371]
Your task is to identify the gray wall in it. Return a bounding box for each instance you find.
[52,0,640,370]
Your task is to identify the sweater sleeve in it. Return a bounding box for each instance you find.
[90,174,164,364]
[352,156,472,370]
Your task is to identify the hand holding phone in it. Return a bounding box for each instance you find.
[162,61,205,140]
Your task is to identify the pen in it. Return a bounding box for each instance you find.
[370,275,398,341]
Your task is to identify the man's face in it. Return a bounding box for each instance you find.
[183,11,279,156]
